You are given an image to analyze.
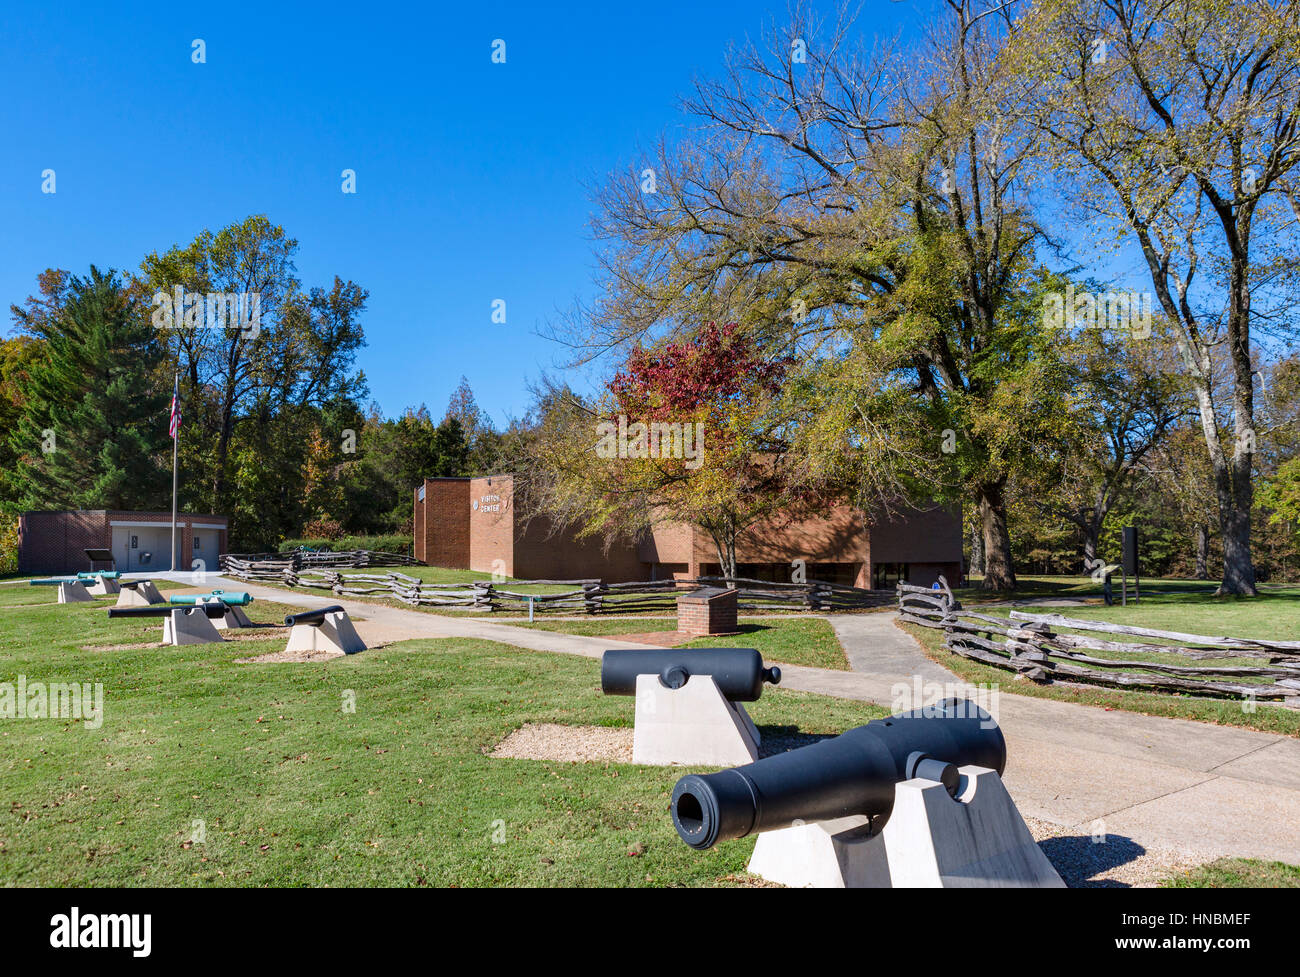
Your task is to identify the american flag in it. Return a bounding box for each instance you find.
[168,373,181,439]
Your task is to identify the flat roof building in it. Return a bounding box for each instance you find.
[413,475,962,588]
[18,510,229,575]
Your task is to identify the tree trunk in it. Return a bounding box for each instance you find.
[1195,377,1257,596]
[1079,486,1111,575]
[976,480,1016,590]
[1081,530,1098,573]
[707,512,739,580]
[1194,524,1209,580]
[1218,499,1256,596]
[969,521,985,577]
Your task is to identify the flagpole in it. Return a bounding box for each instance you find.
[170,369,179,573]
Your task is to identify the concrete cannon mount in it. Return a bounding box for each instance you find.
[57,580,95,603]
[115,580,166,607]
[83,575,120,597]
[631,673,761,766]
[747,767,1064,888]
[162,606,225,646]
[283,606,367,656]
[600,648,780,766]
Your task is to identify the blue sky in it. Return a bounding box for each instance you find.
[0,1,936,425]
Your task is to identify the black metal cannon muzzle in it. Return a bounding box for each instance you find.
[108,603,230,619]
[670,698,1005,850]
[284,605,346,627]
[600,648,781,702]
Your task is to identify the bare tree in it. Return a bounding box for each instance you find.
[1014,0,1300,594]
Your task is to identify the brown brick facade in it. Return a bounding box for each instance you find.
[414,479,471,568]
[18,510,228,575]
[412,476,963,587]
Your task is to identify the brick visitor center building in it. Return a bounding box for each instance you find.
[413,475,962,588]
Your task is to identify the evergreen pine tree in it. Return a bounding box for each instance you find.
[14,266,168,510]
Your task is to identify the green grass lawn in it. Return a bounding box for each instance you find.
[0,587,885,886]
[511,616,849,670]
[1160,858,1300,888]
[1018,587,1300,644]
[958,573,1298,604]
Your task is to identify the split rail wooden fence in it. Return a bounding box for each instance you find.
[896,578,1300,703]
[218,557,891,614]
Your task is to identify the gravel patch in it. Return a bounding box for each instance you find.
[1023,816,1209,888]
[235,646,347,664]
[492,723,633,762]
[490,724,837,764]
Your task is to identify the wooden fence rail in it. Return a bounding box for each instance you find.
[896,577,1300,703]
[216,557,892,614]
[222,550,422,576]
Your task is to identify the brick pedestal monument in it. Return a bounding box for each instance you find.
[677,586,739,637]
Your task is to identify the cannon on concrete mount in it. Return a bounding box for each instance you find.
[667,698,1063,888]
[600,648,781,766]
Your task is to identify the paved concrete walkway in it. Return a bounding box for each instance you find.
[212,576,1300,865]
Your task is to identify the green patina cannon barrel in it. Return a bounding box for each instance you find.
[600,648,780,702]
[30,572,120,585]
[169,591,253,606]
[108,603,230,619]
[669,698,1006,850]
[284,605,347,627]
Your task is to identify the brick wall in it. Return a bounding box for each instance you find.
[514,513,645,583]
[18,511,106,574]
[867,504,963,564]
[468,476,514,576]
[735,503,868,564]
[18,510,227,575]
[413,485,426,563]
[406,471,961,587]
[418,479,471,569]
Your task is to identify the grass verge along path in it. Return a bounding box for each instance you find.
[510,616,849,670]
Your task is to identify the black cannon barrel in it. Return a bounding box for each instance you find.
[601,648,780,702]
[670,698,1005,850]
[284,605,346,627]
[108,603,229,619]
